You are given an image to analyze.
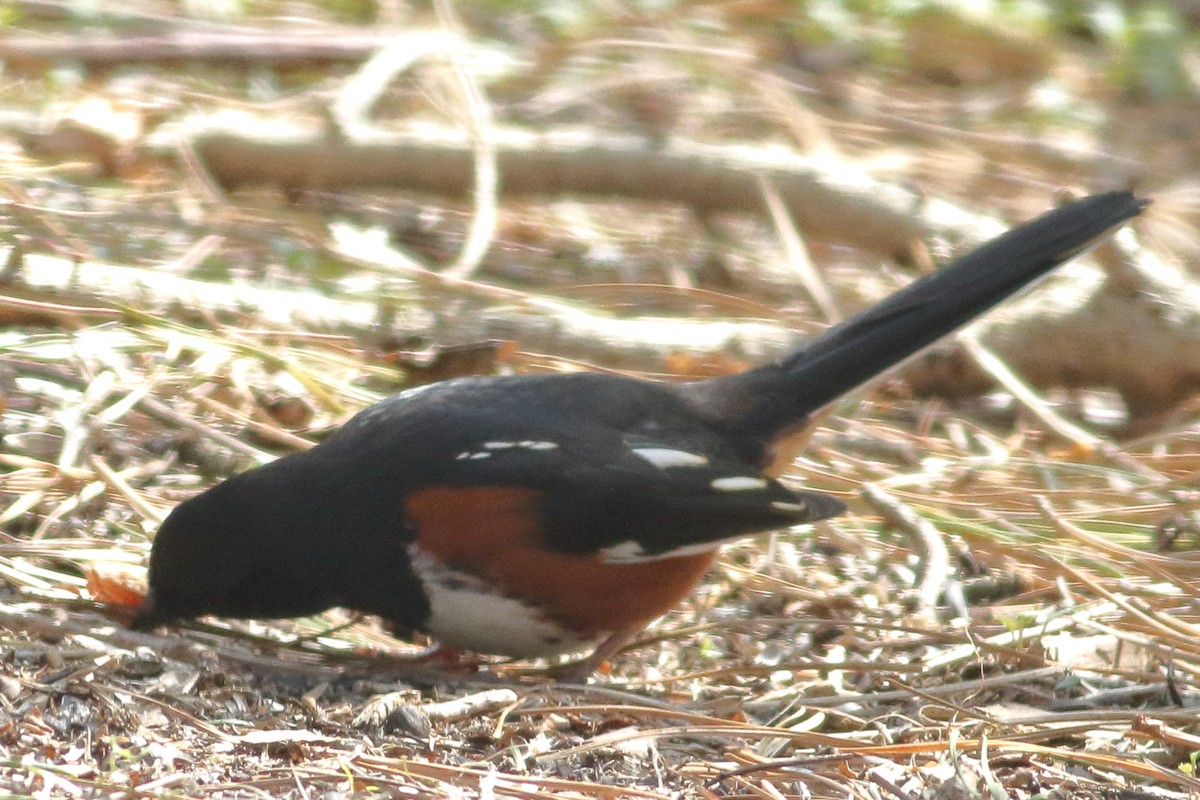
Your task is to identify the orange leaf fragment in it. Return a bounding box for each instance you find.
[85,564,147,610]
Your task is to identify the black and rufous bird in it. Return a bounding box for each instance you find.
[132,191,1146,674]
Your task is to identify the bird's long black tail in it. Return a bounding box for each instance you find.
[683,190,1147,449]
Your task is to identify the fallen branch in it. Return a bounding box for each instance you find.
[5,249,798,369]
[169,115,1004,261]
[7,217,1200,418]
[8,101,1196,414]
[0,29,401,68]
[1,106,1125,273]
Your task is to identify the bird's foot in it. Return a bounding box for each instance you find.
[406,642,488,671]
[546,628,640,683]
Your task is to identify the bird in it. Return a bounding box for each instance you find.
[131,191,1146,677]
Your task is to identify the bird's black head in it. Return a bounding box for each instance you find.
[130,449,430,635]
[131,456,351,631]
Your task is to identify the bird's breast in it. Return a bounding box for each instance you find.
[403,486,718,657]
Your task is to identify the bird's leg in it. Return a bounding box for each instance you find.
[382,620,486,670]
[407,641,487,670]
[550,627,641,682]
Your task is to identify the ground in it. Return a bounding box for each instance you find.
[1,2,1199,799]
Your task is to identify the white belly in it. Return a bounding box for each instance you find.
[407,546,596,658]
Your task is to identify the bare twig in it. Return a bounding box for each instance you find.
[861,483,954,617]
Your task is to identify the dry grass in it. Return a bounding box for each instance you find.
[2,3,1200,798]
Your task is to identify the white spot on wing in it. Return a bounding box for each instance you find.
[483,440,560,451]
[394,383,435,401]
[711,476,769,491]
[347,383,436,428]
[771,500,809,513]
[599,540,721,564]
[632,448,709,469]
[458,441,558,463]
[407,546,594,658]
